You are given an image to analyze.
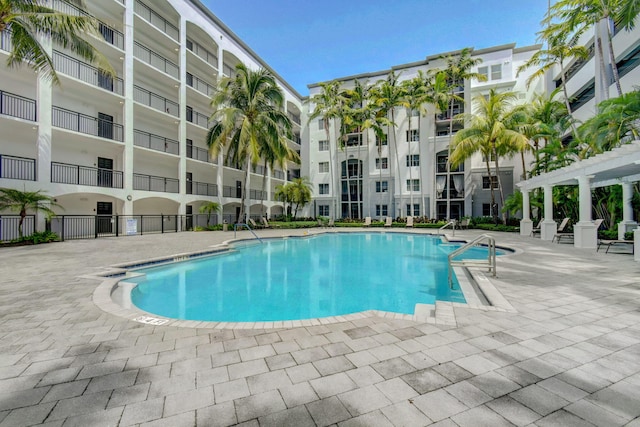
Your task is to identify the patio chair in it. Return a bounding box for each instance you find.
[406,216,414,228]
[363,217,372,227]
[553,218,603,243]
[384,216,392,227]
[248,218,261,229]
[597,238,635,254]
[328,218,335,227]
[459,218,470,230]
[261,217,272,228]
[530,219,543,237]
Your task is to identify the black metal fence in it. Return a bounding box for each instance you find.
[0,154,36,181]
[48,214,220,241]
[0,215,35,242]
[1,90,37,122]
[52,106,124,142]
[51,162,124,188]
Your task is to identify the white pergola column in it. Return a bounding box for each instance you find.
[520,189,533,236]
[619,182,637,240]
[541,184,557,241]
[574,175,597,249]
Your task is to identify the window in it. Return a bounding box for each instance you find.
[478,66,488,80]
[406,129,419,142]
[376,205,388,216]
[318,140,329,151]
[491,64,502,80]
[406,204,420,216]
[410,108,420,117]
[318,162,329,173]
[319,205,329,216]
[482,203,491,216]
[375,181,388,193]
[482,176,499,189]
[482,152,496,162]
[376,134,388,146]
[406,179,420,192]
[318,183,329,194]
[375,157,388,170]
[406,154,420,167]
[318,119,324,130]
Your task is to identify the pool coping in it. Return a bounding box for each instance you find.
[90,230,517,329]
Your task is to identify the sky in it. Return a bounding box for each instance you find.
[202,1,550,95]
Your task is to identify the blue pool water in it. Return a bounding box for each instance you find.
[126,233,502,322]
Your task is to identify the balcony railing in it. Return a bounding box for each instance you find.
[134,0,179,41]
[187,181,218,197]
[0,29,12,52]
[134,42,179,78]
[0,154,36,181]
[288,112,301,125]
[51,0,124,49]
[133,173,179,193]
[134,85,179,117]
[186,72,215,97]
[186,107,210,128]
[0,90,36,122]
[186,145,215,163]
[223,185,240,198]
[249,189,267,200]
[51,162,124,188]
[134,130,179,155]
[186,38,218,68]
[52,106,124,141]
[273,170,285,180]
[53,51,124,95]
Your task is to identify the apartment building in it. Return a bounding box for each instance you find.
[305,44,541,221]
[0,0,302,237]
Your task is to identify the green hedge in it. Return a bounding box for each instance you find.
[474,224,520,232]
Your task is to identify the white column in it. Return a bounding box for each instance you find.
[177,16,187,218]
[216,45,224,225]
[122,0,135,216]
[618,182,637,240]
[541,184,557,241]
[36,50,52,232]
[520,189,533,236]
[574,175,597,249]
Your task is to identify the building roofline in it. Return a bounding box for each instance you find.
[188,0,303,100]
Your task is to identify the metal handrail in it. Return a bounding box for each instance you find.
[439,220,457,236]
[233,223,263,243]
[448,234,497,286]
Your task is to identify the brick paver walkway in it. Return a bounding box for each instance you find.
[1,229,639,426]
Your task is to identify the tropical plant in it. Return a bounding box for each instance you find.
[198,201,221,226]
[440,47,487,219]
[402,75,428,215]
[0,0,114,85]
[307,81,345,218]
[450,90,529,223]
[0,188,60,238]
[286,177,313,218]
[206,63,292,223]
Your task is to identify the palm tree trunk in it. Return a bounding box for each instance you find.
[240,159,250,223]
[446,95,454,219]
[324,119,335,219]
[19,209,26,238]
[596,34,610,100]
[492,146,507,223]
[387,124,393,215]
[417,115,425,218]
[408,112,414,216]
[392,110,402,218]
[605,26,623,96]
[485,160,495,222]
[260,159,268,218]
[432,113,439,219]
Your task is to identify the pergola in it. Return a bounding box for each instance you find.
[517,141,640,257]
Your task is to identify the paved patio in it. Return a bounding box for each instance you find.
[0,228,639,426]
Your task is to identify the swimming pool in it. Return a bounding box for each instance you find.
[123,233,501,322]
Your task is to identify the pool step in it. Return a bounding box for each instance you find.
[413,301,457,326]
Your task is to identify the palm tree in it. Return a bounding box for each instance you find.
[198,201,221,226]
[519,24,589,123]
[440,47,487,219]
[450,90,529,223]
[0,188,60,238]
[402,76,427,217]
[370,72,405,217]
[308,81,344,219]
[206,63,292,223]
[257,133,300,219]
[287,177,312,218]
[0,0,114,85]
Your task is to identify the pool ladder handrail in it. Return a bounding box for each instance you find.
[439,220,457,236]
[233,223,263,243]
[447,233,496,287]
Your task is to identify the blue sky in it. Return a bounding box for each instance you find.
[202,1,550,95]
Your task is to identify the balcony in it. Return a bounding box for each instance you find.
[134,42,179,79]
[51,0,124,49]
[287,112,301,126]
[134,85,179,117]
[134,0,179,41]
[186,39,218,68]
[52,106,124,141]
[0,154,36,181]
[186,145,216,163]
[134,129,179,155]
[223,185,240,198]
[51,162,124,188]
[53,51,124,95]
[186,72,215,97]
[133,173,178,193]
[273,170,285,180]
[0,91,36,122]
[186,106,210,128]
[249,189,267,200]
[187,181,218,197]
[0,29,12,52]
